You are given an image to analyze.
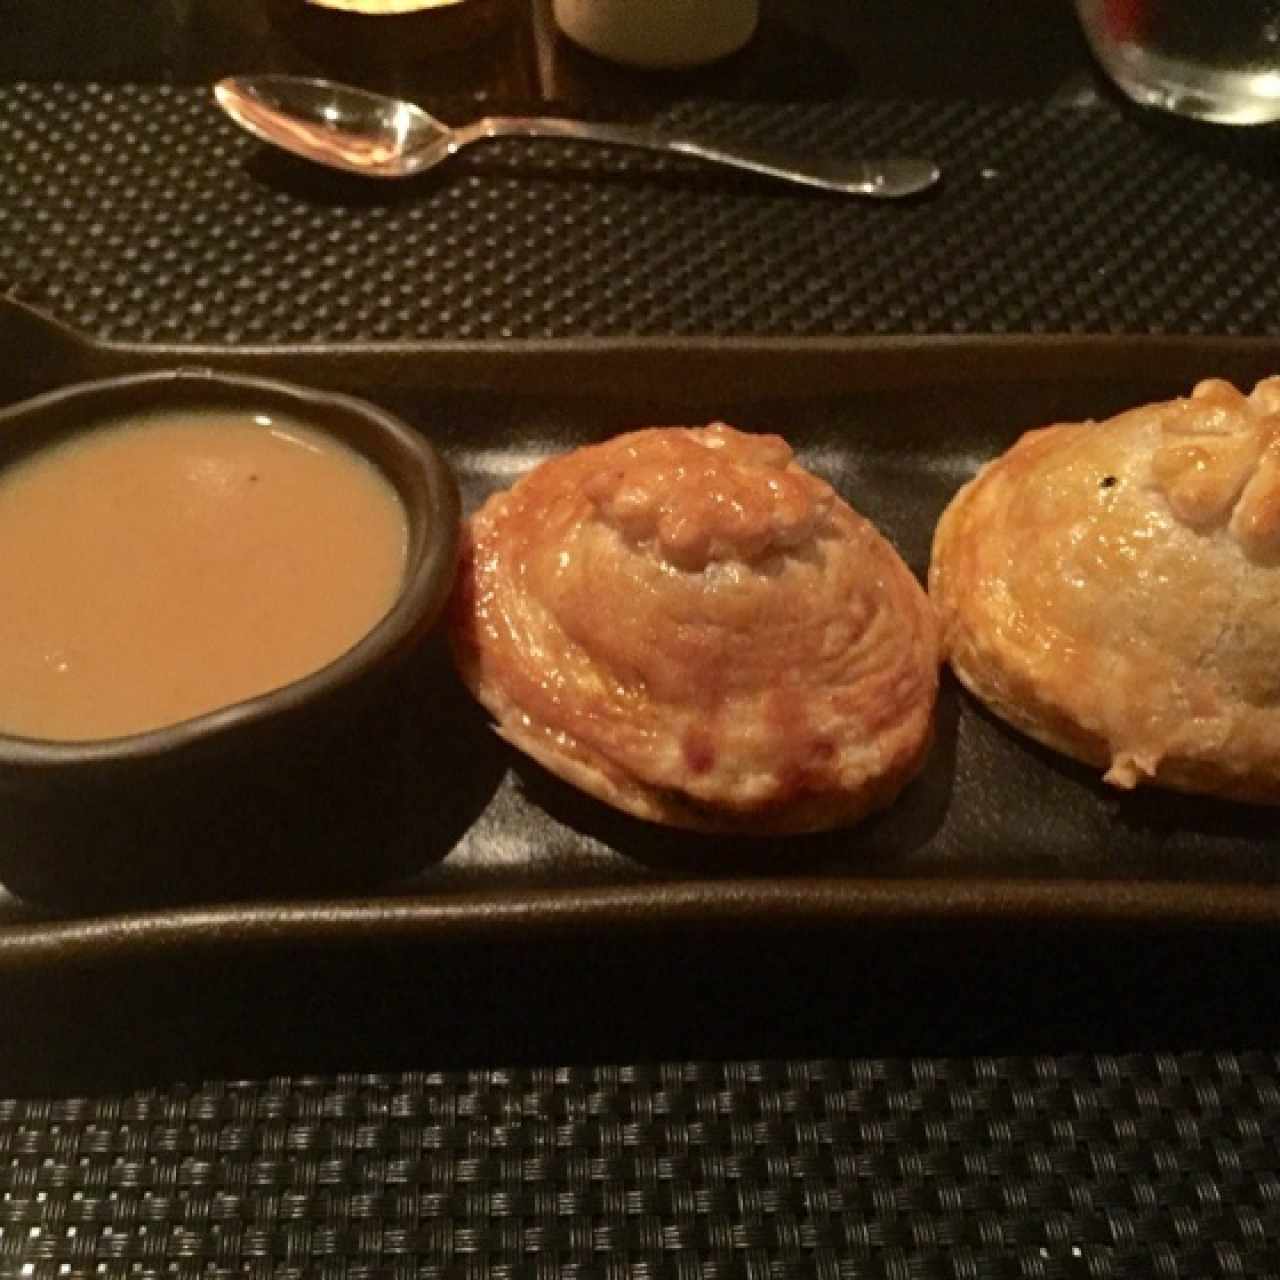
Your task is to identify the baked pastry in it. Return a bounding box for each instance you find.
[930,376,1280,802]
[451,424,938,834]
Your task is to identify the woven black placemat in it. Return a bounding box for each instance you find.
[4,1055,1280,1279]
[2,84,1280,344]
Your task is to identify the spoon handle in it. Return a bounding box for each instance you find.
[454,117,939,199]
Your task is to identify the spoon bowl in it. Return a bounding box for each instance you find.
[216,76,454,178]
[215,75,941,197]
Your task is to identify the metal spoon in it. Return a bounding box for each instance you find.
[214,75,940,198]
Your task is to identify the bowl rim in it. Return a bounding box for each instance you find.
[0,367,459,768]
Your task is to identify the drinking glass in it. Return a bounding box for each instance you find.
[1075,0,1280,124]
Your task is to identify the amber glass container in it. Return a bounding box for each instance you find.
[268,0,511,64]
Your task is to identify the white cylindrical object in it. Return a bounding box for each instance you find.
[552,0,759,70]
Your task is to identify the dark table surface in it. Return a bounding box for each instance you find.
[9,11,1280,1280]
[2,0,1279,1087]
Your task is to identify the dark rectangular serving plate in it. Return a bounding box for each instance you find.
[4,298,1280,970]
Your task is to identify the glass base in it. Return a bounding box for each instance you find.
[1075,0,1280,126]
[1102,42,1280,124]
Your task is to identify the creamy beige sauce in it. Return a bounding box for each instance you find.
[0,410,408,741]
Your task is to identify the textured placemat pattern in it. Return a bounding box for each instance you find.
[2,84,1280,343]
[6,85,1280,1280]
[4,1054,1280,1278]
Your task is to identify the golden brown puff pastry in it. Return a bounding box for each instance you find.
[930,376,1280,802]
[451,424,939,834]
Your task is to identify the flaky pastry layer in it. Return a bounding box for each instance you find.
[930,376,1280,801]
[452,424,939,833]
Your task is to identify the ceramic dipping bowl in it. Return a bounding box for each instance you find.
[0,369,459,909]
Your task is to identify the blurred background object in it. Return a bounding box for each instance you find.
[551,0,759,70]
[273,0,512,61]
[0,0,1090,114]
